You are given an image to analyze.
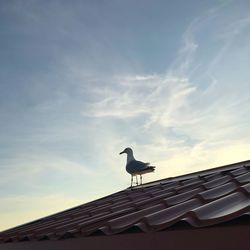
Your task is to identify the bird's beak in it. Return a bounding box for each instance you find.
[119,150,125,155]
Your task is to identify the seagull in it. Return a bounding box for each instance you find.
[120,147,155,187]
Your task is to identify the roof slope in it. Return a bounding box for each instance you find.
[1,160,250,243]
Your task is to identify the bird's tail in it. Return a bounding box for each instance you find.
[148,166,156,172]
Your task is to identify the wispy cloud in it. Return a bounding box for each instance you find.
[82,75,196,129]
[207,16,250,72]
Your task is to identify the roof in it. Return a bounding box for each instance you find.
[1,160,250,244]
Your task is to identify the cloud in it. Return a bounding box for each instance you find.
[206,17,250,73]
[82,74,196,129]
[220,17,250,38]
[168,2,228,77]
[154,140,250,179]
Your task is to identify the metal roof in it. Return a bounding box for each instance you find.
[0,160,250,243]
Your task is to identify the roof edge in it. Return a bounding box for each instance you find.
[131,159,250,189]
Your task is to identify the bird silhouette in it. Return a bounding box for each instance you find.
[120,147,155,187]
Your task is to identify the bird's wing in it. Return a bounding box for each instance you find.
[126,160,152,174]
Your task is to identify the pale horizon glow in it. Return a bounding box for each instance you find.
[1,0,250,231]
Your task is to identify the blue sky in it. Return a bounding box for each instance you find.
[1,0,250,231]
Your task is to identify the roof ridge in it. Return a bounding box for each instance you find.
[130,160,250,189]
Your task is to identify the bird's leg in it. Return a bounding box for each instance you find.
[140,175,142,185]
[130,175,133,188]
[136,175,138,185]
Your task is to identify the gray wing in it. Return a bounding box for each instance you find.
[126,160,151,174]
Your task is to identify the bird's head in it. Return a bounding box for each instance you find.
[119,147,133,155]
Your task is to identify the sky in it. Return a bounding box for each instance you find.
[1,0,250,231]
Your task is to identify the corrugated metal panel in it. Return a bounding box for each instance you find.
[0,161,249,243]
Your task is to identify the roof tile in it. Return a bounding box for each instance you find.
[198,181,238,201]
[164,187,204,206]
[235,172,250,184]
[191,190,249,223]
[202,175,232,189]
[136,198,203,232]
